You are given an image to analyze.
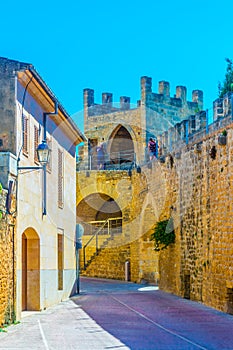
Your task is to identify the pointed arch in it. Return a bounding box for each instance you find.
[108,125,134,164]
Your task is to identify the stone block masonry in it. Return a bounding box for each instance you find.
[152,111,233,313]
[78,75,233,314]
[77,169,160,284]
[0,189,16,326]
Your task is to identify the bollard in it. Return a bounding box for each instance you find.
[125,261,130,281]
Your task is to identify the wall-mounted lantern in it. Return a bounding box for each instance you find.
[37,140,51,165]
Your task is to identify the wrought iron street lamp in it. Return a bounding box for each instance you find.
[37,140,50,165]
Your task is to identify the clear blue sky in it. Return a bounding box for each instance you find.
[1,0,233,131]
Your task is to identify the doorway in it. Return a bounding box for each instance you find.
[109,125,134,165]
[22,229,40,311]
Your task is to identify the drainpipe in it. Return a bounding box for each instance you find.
[43,100,58,140]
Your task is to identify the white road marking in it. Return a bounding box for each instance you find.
[109,295,207,350]
[38,319,49,350]
[138,286,159,291]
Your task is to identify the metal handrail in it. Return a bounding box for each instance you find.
[83,217,122,268]
[77,150,137,171]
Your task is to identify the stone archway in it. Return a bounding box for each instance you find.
[77,192,122,235]
[109,125,134,164]
[22,228,40,311]
[77,192,123,271]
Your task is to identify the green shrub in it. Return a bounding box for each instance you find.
[218,58,233,97]
[151,218,175,251]
[222,129,227,136]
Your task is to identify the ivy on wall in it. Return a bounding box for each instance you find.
[151,218,175,251]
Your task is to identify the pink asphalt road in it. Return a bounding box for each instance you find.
[72,277,233,350]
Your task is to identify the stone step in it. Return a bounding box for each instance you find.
[81,235,130,280]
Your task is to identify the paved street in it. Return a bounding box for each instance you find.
[1,277,233,349]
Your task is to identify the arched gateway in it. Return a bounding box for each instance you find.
[109,125,134,165]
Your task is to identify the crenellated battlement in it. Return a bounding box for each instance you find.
[81,75,233,169]
[140,76,203,110]
[84,77,204,118]
[158,91,233,157]
[83,88,133,119]
[83,76,204,137]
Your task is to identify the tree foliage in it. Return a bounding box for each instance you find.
[150,218,175,252]
[218,58,233,98]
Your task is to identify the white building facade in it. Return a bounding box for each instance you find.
[0,57,85,319]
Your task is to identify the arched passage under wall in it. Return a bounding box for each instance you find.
[109,125,134,164]
[77,193,122,235]
[22,228,40,311]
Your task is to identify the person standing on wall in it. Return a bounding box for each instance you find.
[97,138,107,170]
[148,137,157,161]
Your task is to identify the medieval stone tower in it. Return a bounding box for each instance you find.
[77,76,204,283]
[80,76,203,169]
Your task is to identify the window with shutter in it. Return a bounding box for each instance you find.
[58,149,64,208]
[34,125,39,163]
[22,115,29,155]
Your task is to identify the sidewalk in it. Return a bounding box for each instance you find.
[0,299,129,350]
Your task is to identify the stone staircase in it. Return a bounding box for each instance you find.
[80,233,130,280]
[80,234,112,268]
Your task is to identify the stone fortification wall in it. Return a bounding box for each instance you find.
[0,189,16,326]
[79,78,233,313]
[149,93,233,313]
[79,90,233,312]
